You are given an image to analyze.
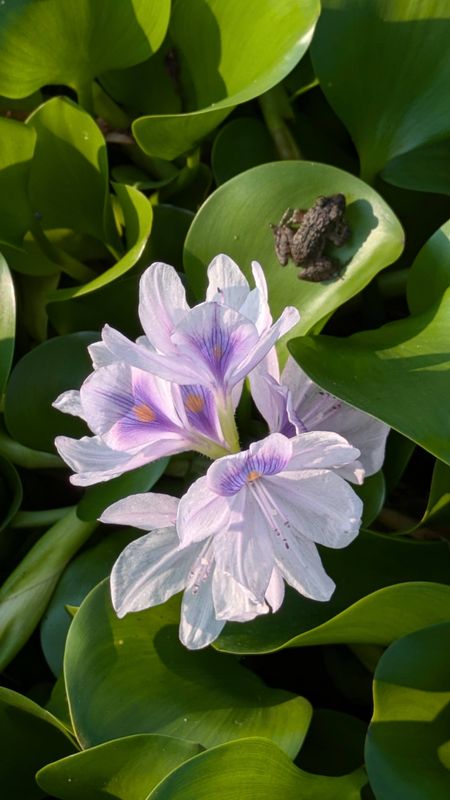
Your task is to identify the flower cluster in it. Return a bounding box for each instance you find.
[55,255,389,648]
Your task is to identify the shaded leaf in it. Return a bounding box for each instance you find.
[0,687,76,800]
[37,734,202,800]
[146,738,366,800]
[366,622,450,799]
[134,0,320,159]
[0,454,22,532]
[65,580,312,756]
[0,254,15,397]
[0,508,96,670]
[0,116,35,247]
[407,218,450,314]
[311,0,450,184]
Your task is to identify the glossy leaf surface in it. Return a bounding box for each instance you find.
[289,289,450,463]
[184,161,404,341]
[366,622,450,799]
[65,580,312,756]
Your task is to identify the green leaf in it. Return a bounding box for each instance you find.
[5,331,97,452]
[355,471,385,528]
[27,97,115,244]
[289,288,450,463]
[46,183,153,302]
[0,687,76,799]
[311,0,450,184]
[382,138,450,196]
[133,0,320,159]
[407,218,450,314]
[0,254,15,398]
[0,507,96,670]
[218,582,450,656]
[297,709,366,777]
[37,734,202,800]
[145,738,366,800]
[0,454,22,532]
[41,529,139,676]
[184,161,404,342]
[211,118,276,185]
[64,580,312,756]
[214,530,450,654]
[366,622,450,799]
[0,0,171,99]
[0,116,36,248]
[421,459,450,529]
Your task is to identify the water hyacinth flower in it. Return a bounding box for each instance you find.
[54,255,299,483]
[102,431,363,649]
[250,354,390,483]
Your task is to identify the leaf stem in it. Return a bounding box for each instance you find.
[11,506,73,528]
[259,86,302,160]
[0,423,63,469]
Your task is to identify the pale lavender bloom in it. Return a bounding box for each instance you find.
[55,363,229,486]
[102,431,363,649]
[250,354,390,483]
[90,256,299,411]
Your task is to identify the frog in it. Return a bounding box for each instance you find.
[270,194,351,281]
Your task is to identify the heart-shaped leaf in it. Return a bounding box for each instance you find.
[0,687,76,799]
[184,161,404,341]
[133,0,320,159]
[366,622,450,799]
[37,734,202,800]
[0,0,171,99]
[407,218,450,314]
[0,116,36,247]
[64,580,312,756]
[27,97,116,244]
[145,738,366,800]
[5,331,97,452]
[289,288,450,463]
[311,0,450,184]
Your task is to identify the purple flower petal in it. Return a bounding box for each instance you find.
[232,306,300,384]
[180,542,225,649]
[207,433,292,496]
[271,531,336,602]
[287,431,360,472]
[54,435,152,486]
[212,568,269,622]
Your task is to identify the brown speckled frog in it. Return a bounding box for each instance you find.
[271,194,351,281]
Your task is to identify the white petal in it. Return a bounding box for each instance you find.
[212,569,269,622]
[55,435,151,486]
[100,325,162,372]
[249,370,291,433]
[206,253,250,308]
[265,568,285,612]
[180,562,225,649]
[100,492,179,529]
[177,476,231,547]
[265,470,362,548]
[212,492,273,601]
[288,431,360,471]
[139,262,189,353]
[315,405,390,477]
[88,340,116,369]
[111,527,196,615]
[53,390,85,420]
[272,532,336,602]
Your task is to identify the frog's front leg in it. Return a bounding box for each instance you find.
[298,256,341,282]
[328,220,351,247]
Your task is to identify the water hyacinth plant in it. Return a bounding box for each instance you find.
[1,2,450,797]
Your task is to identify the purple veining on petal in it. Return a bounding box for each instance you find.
[180,384,222,442]
[216,449,289,496]
[295,389,343,431]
